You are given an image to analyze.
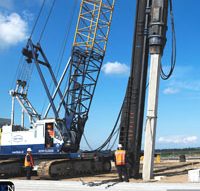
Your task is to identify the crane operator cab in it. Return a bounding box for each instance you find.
[45,123,54,148]
[0,119,65,155]
[42,119,73,152]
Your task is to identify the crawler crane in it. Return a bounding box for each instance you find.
[0,0,115,178]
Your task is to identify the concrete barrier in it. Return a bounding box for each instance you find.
[188,169,200,182]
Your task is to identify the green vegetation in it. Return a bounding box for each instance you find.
[155,148,200,158]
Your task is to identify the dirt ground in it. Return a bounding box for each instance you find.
[153,160,200,183]
[68,160,200,183]
[11,159,200,183]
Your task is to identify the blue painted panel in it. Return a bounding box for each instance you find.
[0,144,62,155]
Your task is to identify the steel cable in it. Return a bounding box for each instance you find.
[30,0,46,39]
[160,0,176,80]
[38,0,56,43]
[83,133,93,151]
[40,0,78,116]
[10,0,46,89]
[94,100,124,151]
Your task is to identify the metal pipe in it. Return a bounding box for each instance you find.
[10,94,15,127]
[21,109,24,128]
[28,40,59,119]
[44,57,71,118]
[38,44,66,108]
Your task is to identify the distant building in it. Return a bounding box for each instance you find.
[0,118,11,128]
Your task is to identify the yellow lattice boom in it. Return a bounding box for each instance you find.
[73,0,115,56]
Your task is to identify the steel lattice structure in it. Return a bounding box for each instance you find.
[11,0,115,151]
[63,0,115,143]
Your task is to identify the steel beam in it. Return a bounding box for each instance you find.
[44,57,71,118]
[119,0,150,178]
[28,40,59,119]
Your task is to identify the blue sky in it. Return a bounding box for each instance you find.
[0,0,200,150]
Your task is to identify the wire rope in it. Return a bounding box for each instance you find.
[38,0,56,43]
[83,133,93,150]
[10,0,46,89]
[30,0,46,39]
[40,0,78,116]
[160,0,176,80]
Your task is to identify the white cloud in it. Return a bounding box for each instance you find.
[164,65,200,94]
[170,81,200,92]
[163,87,179,95]
[0,12,28,49]
[102,61,129,75]
[158,135,198,144]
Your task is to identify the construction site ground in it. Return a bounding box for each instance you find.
[4,180,200,191]
[6,159,200,183]
[1,159,200,190]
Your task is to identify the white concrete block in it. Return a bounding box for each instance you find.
[188,169,200,182]
[154,176,166,181]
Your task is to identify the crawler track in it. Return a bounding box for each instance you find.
[37,159,111,179]
[0,159,24,177]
